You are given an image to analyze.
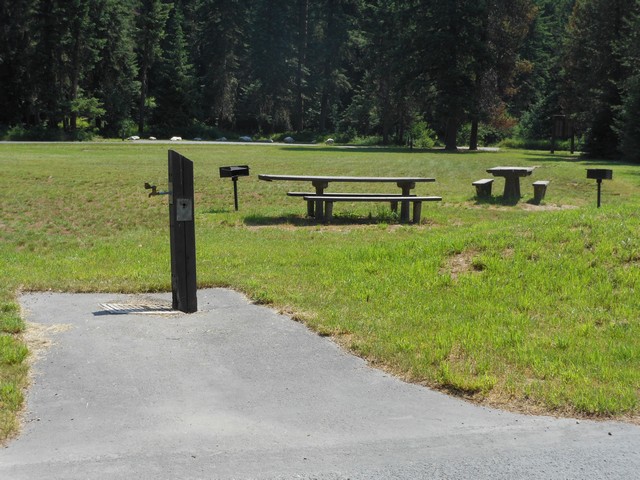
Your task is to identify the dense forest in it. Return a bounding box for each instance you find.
[1,0,639,159]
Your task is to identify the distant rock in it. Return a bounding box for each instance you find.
[170,136,182,141]
[284,136,295,143]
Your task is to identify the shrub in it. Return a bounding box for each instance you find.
[457,122,513,147]
[409,121,437,149]
[499,137,579,151]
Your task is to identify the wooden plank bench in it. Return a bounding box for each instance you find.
[302,195,442,223]
[532,180,550,204]
[472,178,494,198]
[287,191,415,217]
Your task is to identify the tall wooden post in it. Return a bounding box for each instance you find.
[168,150,197,313]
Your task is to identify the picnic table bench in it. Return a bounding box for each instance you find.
[258,174,439,223]
[302,195,441,223]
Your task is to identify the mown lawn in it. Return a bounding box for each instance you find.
[1,142,639,442]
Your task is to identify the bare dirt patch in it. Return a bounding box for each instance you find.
[441,250,481,280]
[520,203,579,211]
[23,322,72,364]
[465,201,578,212]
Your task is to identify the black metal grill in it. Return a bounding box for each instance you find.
[219,165,250,210]
[219,165,250,178]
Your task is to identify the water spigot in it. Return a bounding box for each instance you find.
[145,182,170,197]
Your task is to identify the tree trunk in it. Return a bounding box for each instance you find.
[469,117,479,150]
[294,0,309,132]
[319,90,329,132]
[138,66,148,135]
[444,117,458,151]
[318,0,335,132]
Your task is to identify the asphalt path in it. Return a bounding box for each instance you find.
[2,289,638,479]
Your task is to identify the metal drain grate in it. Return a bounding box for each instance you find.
[99,303,177,315]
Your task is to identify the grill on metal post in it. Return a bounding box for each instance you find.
[586,169,613,208]
[219,165,250,211]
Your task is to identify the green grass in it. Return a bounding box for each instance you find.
[1,142,639,442]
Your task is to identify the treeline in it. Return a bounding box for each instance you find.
[1,0,639,159]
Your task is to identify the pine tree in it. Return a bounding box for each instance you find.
[315,0,357,132]
[563,0,634,157]
[615,0,640,161]
[244,0,296,133]
[151,5,196,135]
[468,0,536,150]
[413,0,486,150]
[135,0,172,135]
[0,0,37,125]
[340,1,419,145]
[88,0,140,137]
[512,0,575,140]
[194,0,248,129]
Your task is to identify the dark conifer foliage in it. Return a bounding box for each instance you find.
[1,0,639,160]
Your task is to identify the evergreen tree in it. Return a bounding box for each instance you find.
[468,0,536,150]
[340,1,419,145]
[615,0,640,161]
[27,0,104,132]
[135,0,172,135]
[413,0,486,150]
[563,0,633,157]
[315,0,357,132]
[243,0,296,133]
[513,0,575,140]
[30,0,71,127]
[194,0,248,129]
[88,0,140,137]
[293,0,310,132]
[151,5,196,134]
[0,0,37,125]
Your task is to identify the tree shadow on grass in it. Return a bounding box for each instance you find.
[282,146,493,155]
[243,212,403,227]
[243,214,315,227]
[473,195,520,206]
[523,151,639,168]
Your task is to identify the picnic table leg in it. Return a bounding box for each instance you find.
[397,181,415,223]
[312,181,329,221]
[503,175,521,200]
[324,201,334,222]
[412,201,422,224]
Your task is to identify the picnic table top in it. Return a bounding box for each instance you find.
[486,166,535,176]
[258,174,436,183]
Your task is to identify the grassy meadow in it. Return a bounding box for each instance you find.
[1,142,639,441]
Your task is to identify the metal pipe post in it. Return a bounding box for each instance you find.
[233,176,239,211]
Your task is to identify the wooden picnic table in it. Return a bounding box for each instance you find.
[258,174,436,222]
[486,166,535,201]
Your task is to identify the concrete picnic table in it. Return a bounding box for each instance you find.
[258,174,436,221]
[486,166,535,201]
